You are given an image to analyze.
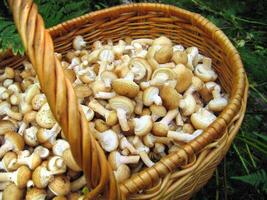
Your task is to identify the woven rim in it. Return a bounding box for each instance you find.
[5,1,247,199]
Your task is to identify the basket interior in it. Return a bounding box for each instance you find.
[1,7,235,96]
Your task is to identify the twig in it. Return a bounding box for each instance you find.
[223,158,228,200]
[233,143,250,174]
[241,131,257,169]
[216,168,220,200]
[250,85,267,103]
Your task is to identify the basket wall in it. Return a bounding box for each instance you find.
[0,3,248,200]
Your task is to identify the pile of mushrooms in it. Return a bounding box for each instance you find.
[0,35,228,199]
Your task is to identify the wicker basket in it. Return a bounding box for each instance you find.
[1,1,248,199]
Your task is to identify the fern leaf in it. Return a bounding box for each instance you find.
[231,170,267,193]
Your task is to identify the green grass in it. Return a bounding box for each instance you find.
[0,0,266,199]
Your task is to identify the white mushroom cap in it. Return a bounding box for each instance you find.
[191,108,216,129]
[73,35,86,50]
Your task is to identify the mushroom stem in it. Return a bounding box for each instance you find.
[0,140,14,158]
[133,136,155,167]
[12,152,42,170]
[116,108,129,131]
[88,99,117,126]
[95,91,116,99]
[0,102,22,121]
[139,151,155,167]
[167,129,203,142]
[119,154,140,164]
[70,175,86,192]
[119,137,138,154]
[37,123,61,144]
[160,109,179,126]
[123,71,135,81]
[0,166,31,188]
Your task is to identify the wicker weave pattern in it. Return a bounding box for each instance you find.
[1,2,248,199]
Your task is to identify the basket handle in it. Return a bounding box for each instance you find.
[8,0,118,199]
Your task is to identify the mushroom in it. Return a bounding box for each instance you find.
[0,120,16,135]
[153,143,166,157]
[154,45,173,64]
[134,91,143,115]
[108,151,140,170]
[73,35,86,50]
[18,83,40,114]
[24,126,39,147]
[36,103,57,129]
[100,71,117,88]
[32,165,64,189]
[131,38,153,46]
[94,91,116,99]
[33,146,50,159]
[114,164,131,183]
[185,47,199,70]
[149,105,167,122]
[143,87,162,106]
[8,82,21,94]
[152,36,173,47]
[47,156,66,173]
[182,123,195,134]
[0,166,31,188]
[167,129,203,143]
[77,68,96,84]
[113,40,126,59]
[52,139,70,157]
[0,86,11,100]
[90,79,110,95]
[31,94,47,111]
[48,175,71,196]
[133,136,155,167]
[70,175,86,192]
[10,151,41,170]
[175,110,184,126]
[88,99,117,126]
[152,109,178,136]
[18,110,37,134]
[194,57,217,82]
[37,123,61,145]
[173,64,193,93]
[129,57,152,81]
[141,68,175,89]
[26,187,47,200]
[94,119,109,132]
[0,67,15,82]
[80,105,94,121]
[114,56,131,78]
[73,85,92,102]
[172,51,188,65]
[132,115,153,136]
[143,133,172,148]
[191,108,217,129]
[2,183,25,200]
[160,85,182,110]
[89,124,119,152]
[112,71,140,98]
[119,136,137,154]
[109,96,134,131]
[179,94,197,116]
[207,85,228,112]
[0,132,24,158]
[0,152,17,171]
[0,102,22,121]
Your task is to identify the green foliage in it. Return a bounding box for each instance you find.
[231,170,267,193]
[0,0,120,55]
